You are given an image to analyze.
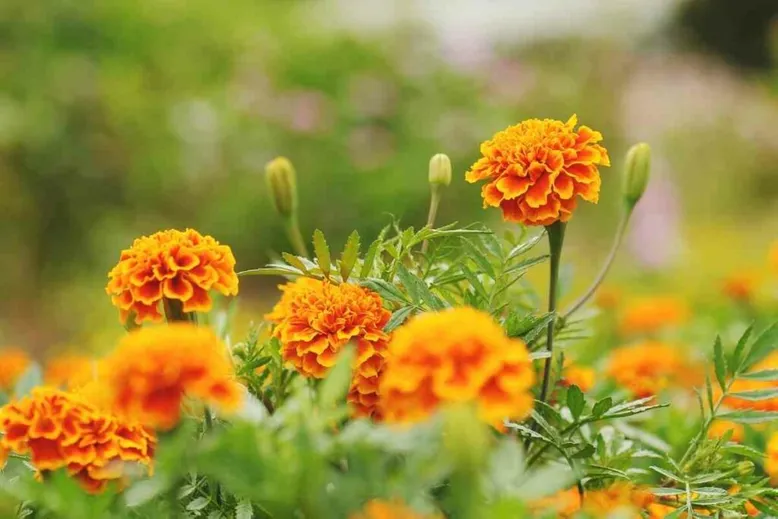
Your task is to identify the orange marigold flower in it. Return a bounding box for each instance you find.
[722,351,778,412]
[265,278,391,418]
[595,286,621,310]
[379,307,534,426]
[350,500,440,519]
[559,361,596,393]
[530,488,581,517]
[707,420,744,443]
[44,354,95,390]
[105,228,239,325]
[619,296,689,335]
[721,272,758,302]
[0,387,155,493]
[103,324,243,430]
[465,115,610,226]
[767,433,778,485]
[607,341,700,398]
[534,484,653,518]
[770,241,778,274]
[0,348,31,392]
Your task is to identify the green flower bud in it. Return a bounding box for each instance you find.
[265,156,298,218]
[623,143,651,208]
[428,153,452,187]
[736,460,755,477]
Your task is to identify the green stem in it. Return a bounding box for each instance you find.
[421,187,442,254]
[562,207,631,320]
[163,298,190,323]
[538,221,566,406]
[285,214,309,258]
[203,407,222,507]
[679,378,733,469]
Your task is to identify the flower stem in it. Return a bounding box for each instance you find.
[285,214,309,258]
[421,187,442,254]
[163,298,189,323]
[562,208,631,320]
[538,221,566,406]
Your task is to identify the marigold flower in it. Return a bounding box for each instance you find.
[607,341,700,398]
[595,286,621,310]
[721,272,758,302]
[559,361,596,393]
[379,307,534,426]
[106,228,239,325]
[770,241,778,274]
[44,354,95,389]
[465,115,609,226]
[102,324,243,430]
[722,352,778,412]
[0,387,155,493]
[619,296,689,335]
[533,483,653,518]
[767,433,778,485]
[265,278,391,418]
[350,500,440,519]
[707,420,744,443]
[0,348,30,392]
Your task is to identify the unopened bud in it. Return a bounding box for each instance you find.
[265,156,298,218]
[736,460,755,477]
[622,143,651,208]
[428,153,452,187]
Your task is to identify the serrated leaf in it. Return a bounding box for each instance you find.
[504,422,552,443]
[566,385,585,420]
[460,264,488,302]
[360,238,382,279]
[504,254,549,276]
[530,410,561,443]
[591,397,613,418]
[238,265,305,277]
[361,278,410,305]
[236,500,253,519]
[651,488,686,497]
[186,497,210,512]
[720,443,764,460]
[339,231,361,282]
[281,253,310,274]
[313,229,331,279]
[742,322,778,371]
[718,410,778,424]
[649,466,685,483]
[461,238,495,278]
[507,232,545,261]
[384,306,415,332]
[713,335,727,392]
[571,444,595,459]
[731,323,754,375]
[319,344,355,409]
[396,264,440,309]
[728,388,778,401]
[739,369,778,381]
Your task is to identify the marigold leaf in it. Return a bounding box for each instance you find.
[728,388,778,401]
[591,397,613,418]
[281,253,310,274]
[186,497,210,512]
[312,229,331,279]
[360,238,382,279]
[339,231,361,282]
[461,238,495,279]
[504,254,548,276]
[718,410,778,424]
[742,322,778,371]
[739,369,778,381]
[506,232,545,261]
[235,500,254,519]
[384,306,415,333]
[720,443,764,460]
[503,422,552,443]
[238,264,304,277]
[713,335,727,393]
[566,385,585,421]
[571,444,595,459]
[319,344,354,409]
[361,278,410,305]
[649,465,685,483]
[731,323,754,375]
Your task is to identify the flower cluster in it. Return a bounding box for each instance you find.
[379,307,534,426]
[465,115,609,226]
[0,387,155,493]
[607,341,699,398]
[103,324,243,430]
[533,483,654,518]
[0,347,30,392]
[265,278,391,418]
[619,296,689,335]
[106,228,239,325]
[350,500,439,519]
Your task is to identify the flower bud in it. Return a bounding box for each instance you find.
[428,153,452,187]
[265,156,298,218]
[736,460,755,477]
[622,143,651,208]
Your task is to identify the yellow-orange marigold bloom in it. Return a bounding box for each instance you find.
[767,433,778,485]
[607,341,699,398]
[265,278,391,418]
[770,241,778,274]
[465,115,609,226]
[106,228,239,325]
[559,361,596,393]
[103,324,243,430]
[0,348,30,392]
[0,387,155,493]
[379,307,534,426]
[350,500,440,519]
[707,420,744,443]
[44,354,95,389]
[533,484,653,518]
[619,296,689,335]
[722,272,758,302]
[595,286,621,310]
[722,352,778,412]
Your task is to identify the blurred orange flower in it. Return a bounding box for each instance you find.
[265,278,391,418]
[766,433,778,485]
[465,115,609,226]
[559,362,596,393]
[0,387,155,493]
[721,272,758,302]
[44,354,95,389]
[350,500,440,519]
[595,286,621,310]
[620,296,689,335]
[105,228,239,325]
[379,307,534,426]
[770,241,778,273]
[723,351,778,412]
[0,348,30,392]
[707,420,744,443]
[533,483,653,518]
[103,324,243,430]
[607,341,699,398]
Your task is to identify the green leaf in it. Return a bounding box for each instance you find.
[339,231,361,282]
[281,253,309,274]
[460,264,488,303]
[319,344,355,409]
[591,397,613,418]
[13,363,42,398]
[566,385,585,420]
[718,410,778,424]
[360,238,382,279]
[504,422,552,443]
[720,443,764,460]
[742,322,778,371]
[506,232,545,261]
[461,238,495,279]
[238,264,305,277]
[728,388,778,401]
[186,497,210,512]
[649,466,685,483]
[504,255,549,276]
[313,229,331,279]
[236,500,254,519]
[361,278,410,305]
[739,369,778,381]
[731,323,754,375]
[396,264,442,309]
[384,306,415,332]
[571,444,595,459]
[713,335,727,392]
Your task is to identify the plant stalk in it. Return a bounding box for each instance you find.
[538,221,566,406]
[421,187,442,254]
[285,214,309,257]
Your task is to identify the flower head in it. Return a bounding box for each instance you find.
[0,348,30,392]
[607,341,699,398]
[533,483,653,518]
[766,433,778,485]
[103,324,243,430]
[619,296,689,335]
[106,229,238,325]
[770,241,778,274]
[379,307,534,426]
[0,387,155,493]
[350,500,440,519]
[559,361,596,393]
[266,278,391,418]
[44,354,95,390]
[722,272,758,302]
[465,115,609,226]
[707,420,744,443]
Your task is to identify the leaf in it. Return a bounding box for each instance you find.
[384,306,415,332]
[13,363,42,398]
[313,229,331,279]
[186,497,210,512]
[730,323,754,375]
[361,278,410,305]
[566,385,585,421]
[460,264,488,302]
[396,264,442,309]
[281,253,309,274]
[718,410,778,424]
[238,264,305,277]
[728,388,778,401]
[739,369,778,381]
[504,255,549,276]
[339,231,361,282]
[360,238,382,279]
[720,443,764,460]
[571,444,595,459]
[651,488,686,497]
[742,322,778,371]
[506,232,545,261]
[649,466,685,483]
[504,422,552,443]
[530,410,561,443]
[236,500,254,519]
[461,238,495,279]
[591,397,613,418]
[713,335,727,392]
[319,345,355,409]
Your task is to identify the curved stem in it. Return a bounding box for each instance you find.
[421,187,442,254]
[538,221,566,406]
[562,209,631,320]
[285,214,309,258]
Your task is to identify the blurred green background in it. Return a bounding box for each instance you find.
[1,0,777,353]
